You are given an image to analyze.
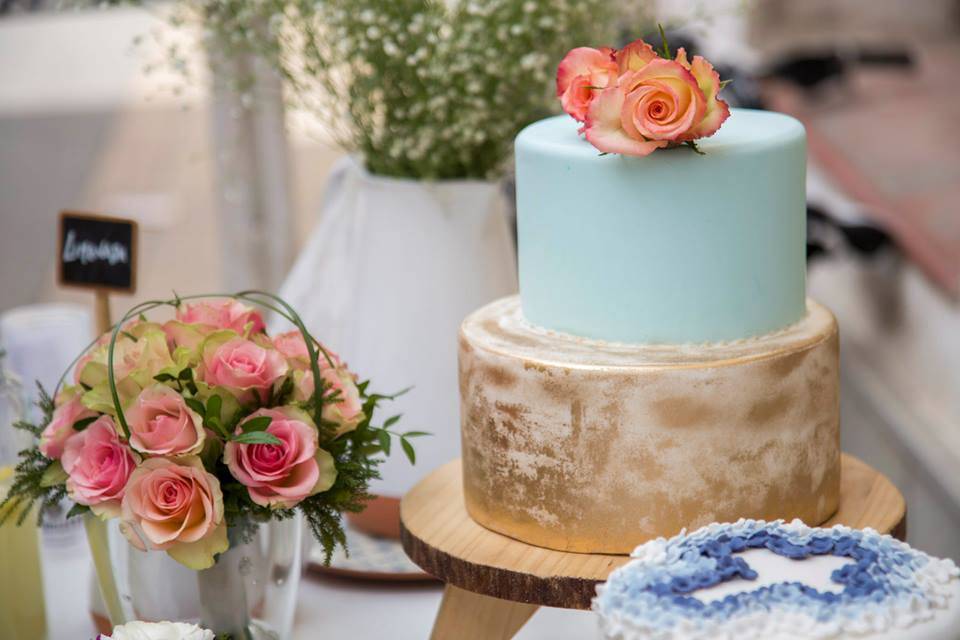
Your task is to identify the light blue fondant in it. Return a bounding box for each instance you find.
[515,109,807,343]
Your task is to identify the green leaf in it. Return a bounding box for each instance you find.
[366,386,413,403]
[40,461,68,487]
[206,394,222,422]
[240,416,272,433]
[232,431,282,446]
[153,372,176,382]
[66,503,91,520]
[277,376,294,401]
[178,367,194,381]
[184,397,206,416]
[377,429,391,456]
[683,140,705,156]
[658,23,671,58]
[382,414,402,429]
[72,416,98,432]
[400,437,416,465]
[402,430,430,438]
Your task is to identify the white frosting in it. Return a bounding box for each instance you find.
[595,520,960,640]
[695,549,853,603]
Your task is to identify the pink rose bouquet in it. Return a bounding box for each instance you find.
[556,28,730,156]
[1,291,421,571]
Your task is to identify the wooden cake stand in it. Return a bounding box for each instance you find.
[400,454,906,640]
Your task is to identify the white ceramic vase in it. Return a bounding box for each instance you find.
[276,157,518,497]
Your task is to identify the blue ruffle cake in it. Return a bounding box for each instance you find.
[594,519,960,639]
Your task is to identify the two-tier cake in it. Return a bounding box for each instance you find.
[458,108,840,553]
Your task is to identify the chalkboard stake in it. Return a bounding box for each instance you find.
[94,291,111,335]
[57,211,137,335]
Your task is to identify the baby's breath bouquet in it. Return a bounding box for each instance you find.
[295,0,614,179]
[168,0,614,179]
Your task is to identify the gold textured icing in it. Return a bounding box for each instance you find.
[459,296,841,554]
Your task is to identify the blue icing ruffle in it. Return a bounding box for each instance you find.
[595,519,950,633]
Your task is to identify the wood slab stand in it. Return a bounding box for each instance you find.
[400,454,906,640]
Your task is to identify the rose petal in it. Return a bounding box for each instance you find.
[584,86,669,157]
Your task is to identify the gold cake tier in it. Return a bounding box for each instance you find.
[458,296,840,554]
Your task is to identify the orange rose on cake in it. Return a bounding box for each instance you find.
[558,35,730,157]
[556,46,619,122]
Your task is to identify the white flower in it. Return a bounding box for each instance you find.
[101,621,214,640]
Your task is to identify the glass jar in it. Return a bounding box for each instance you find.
[101,514,302,639]
[0,354,47,639]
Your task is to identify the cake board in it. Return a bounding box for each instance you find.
[400,454,906,640]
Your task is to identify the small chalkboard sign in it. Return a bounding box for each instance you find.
[58,211,138,292]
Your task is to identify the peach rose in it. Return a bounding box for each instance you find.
[673,47,730,141]
[120,456,228,570]
[40,388,96,459]
[292,367,365,437]
[61,416,137,518]
[176,300,265,335]
[200,333,289,402]
[556,46,619,122]
[616,37,659,74]
[126,384,205,457]
[576,40,729,157]
[224,407,336,508]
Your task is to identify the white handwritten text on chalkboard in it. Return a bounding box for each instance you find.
[62,230,129,266]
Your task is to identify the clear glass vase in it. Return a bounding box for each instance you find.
[96,515,302,639]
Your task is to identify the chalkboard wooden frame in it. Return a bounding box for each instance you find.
[57,211,138,293]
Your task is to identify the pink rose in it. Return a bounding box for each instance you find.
[273,331,343,371]
[40,390,96,459]
[293,367,365,437]
[556,46,619,122]
[201,335,289,402]
[224,407,336,508]
[126,385,205,457]
[120,457,228,570]
[61,416,137,518]
[176,300,265,335]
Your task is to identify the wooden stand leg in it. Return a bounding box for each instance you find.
[430,585,538,640]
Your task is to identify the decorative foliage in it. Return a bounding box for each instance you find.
[130,0,615,180]
[0,291,421,568]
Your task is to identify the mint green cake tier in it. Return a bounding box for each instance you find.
[515,108,807,343]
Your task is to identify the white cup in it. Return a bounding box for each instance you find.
[0,303,94,419]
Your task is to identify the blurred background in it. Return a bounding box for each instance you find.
[0,0,958,637]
